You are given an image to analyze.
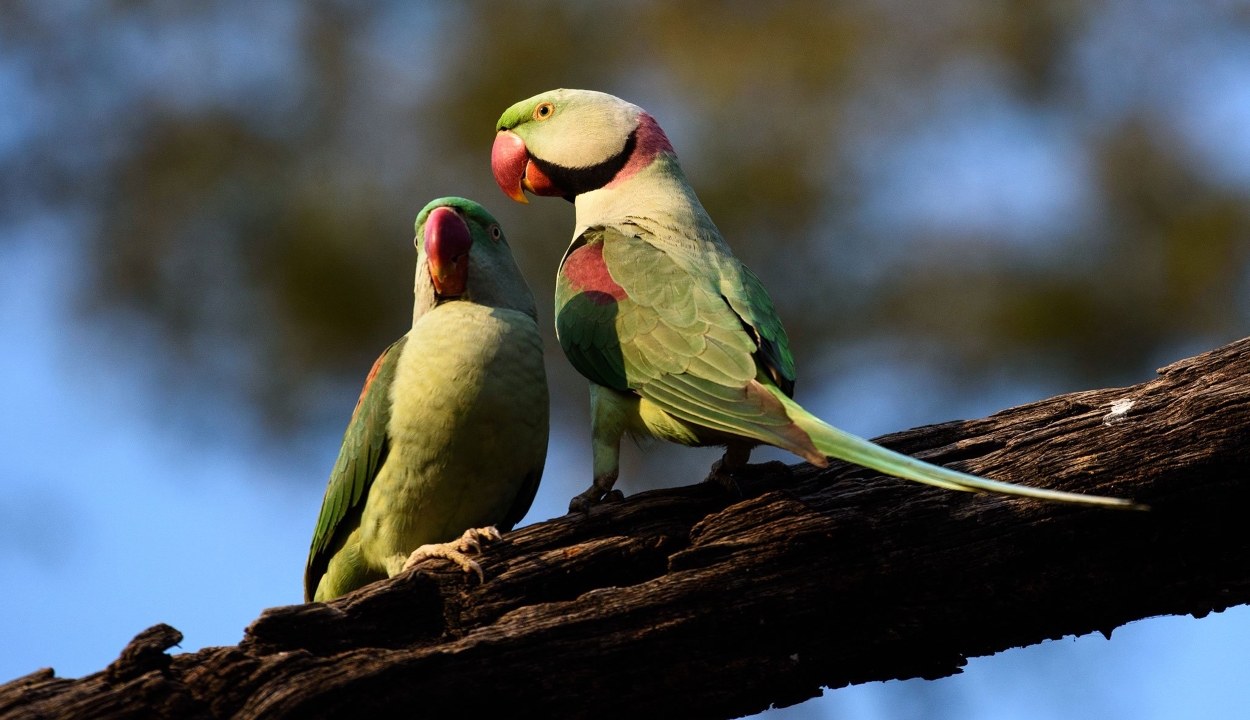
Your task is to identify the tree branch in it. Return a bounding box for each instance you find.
[6,339,1250,720]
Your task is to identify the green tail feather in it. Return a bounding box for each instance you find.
[777,392,1147,511]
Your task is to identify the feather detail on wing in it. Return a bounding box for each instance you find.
[303,336,407,601]
[553,223,1143,509]
[555,225,810,451]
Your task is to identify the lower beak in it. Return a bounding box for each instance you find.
[492,130,530,204]
[424,207,472,297]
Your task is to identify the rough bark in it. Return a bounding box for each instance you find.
[5,339,1250,720]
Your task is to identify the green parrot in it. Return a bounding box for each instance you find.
[303,197,549,602]
[490,89,1142,513]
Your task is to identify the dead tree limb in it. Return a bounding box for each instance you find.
[5,339,1250,720]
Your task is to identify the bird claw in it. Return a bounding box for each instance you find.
[568,471,623,515]
[703,458,744,499]
[567,487,624,515]
[703,460,793,499]
[402,526,502,583]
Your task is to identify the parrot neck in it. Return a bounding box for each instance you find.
[410,255,538,325]
[573,153,721,243]
[411,259,438,327]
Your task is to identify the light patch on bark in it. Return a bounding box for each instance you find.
[1103,398,1135,426]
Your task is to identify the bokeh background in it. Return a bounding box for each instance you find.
[2,1,1250,717]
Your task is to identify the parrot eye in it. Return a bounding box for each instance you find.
[489,224,502,242]
[534,102,555,120]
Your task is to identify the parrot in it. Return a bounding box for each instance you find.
[490,89,1143,514]
[303,197,549,603]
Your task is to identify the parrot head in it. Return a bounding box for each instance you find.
[492,89,674,203]
[413,197,536,316]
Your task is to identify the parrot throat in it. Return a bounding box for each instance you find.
[529,113,674,199]
[530,132,635,200]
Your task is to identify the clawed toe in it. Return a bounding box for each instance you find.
[568,493,597,515]
[568,473,623,515]
[404,546,484,582]
[457,526,502,555]
[568,488,625,515]
[703,460,743,498]
[401,526,502,582]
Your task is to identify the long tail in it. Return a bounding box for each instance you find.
[775,392,1147,510]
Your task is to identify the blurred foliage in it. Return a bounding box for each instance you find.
[2,0,1249,439]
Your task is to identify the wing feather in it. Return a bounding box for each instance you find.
[302,336,406,602]
[555,225,804,451]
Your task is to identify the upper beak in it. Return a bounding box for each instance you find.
[492,130,530,204]
[424,206,472,297]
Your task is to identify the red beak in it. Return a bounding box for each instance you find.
[492,131,530,204]
[493,131,565,203]
[424,207,472,297]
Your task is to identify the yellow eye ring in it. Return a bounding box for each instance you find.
[533,102,555,120]
[489,224,502,241]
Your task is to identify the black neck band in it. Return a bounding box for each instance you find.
[530,128,638,198]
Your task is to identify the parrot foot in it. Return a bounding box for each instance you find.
[402,526,502,583]
[702,458,744,498]
[568,472,623,515]
[703,444,754,498]
[704,460,793,497]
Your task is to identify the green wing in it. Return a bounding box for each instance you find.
[303,336,407,602]
[555,224,814,455]
[554,224,1143,510]
[717,258,796,395]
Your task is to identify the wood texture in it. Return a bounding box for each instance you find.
[5,339,1250,720]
